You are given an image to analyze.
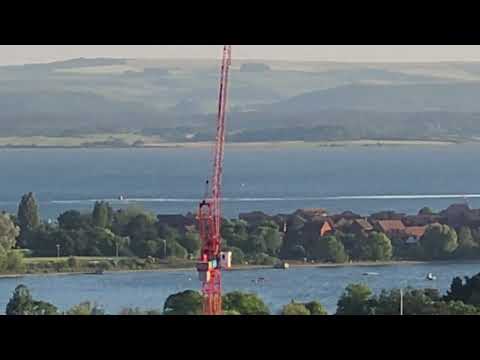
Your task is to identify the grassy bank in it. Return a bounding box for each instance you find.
[0,256,197,278]
[0,257,438,279]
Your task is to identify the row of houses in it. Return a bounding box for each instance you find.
[155,203,480,245]
[239,203,480,245]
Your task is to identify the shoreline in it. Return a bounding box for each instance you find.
[2,259,478,280]
[0,139,467,150]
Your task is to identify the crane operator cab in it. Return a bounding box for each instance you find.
[197,251,232,282]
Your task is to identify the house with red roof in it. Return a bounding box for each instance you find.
[374,220,406,238]
[404,226,427,244]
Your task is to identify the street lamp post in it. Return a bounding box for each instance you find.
[400,288,403,316]
[400,280,408,316]
[56,244,60,258]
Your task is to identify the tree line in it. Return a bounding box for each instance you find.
[6,271,480,315]
[2,192,480,277]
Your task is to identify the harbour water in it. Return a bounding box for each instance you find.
[1,145,480,314]
[1,261,479,314]
[0,145,480,219]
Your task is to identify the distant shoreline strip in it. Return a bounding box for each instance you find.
[44,194,480,204]
[0,194,476,206]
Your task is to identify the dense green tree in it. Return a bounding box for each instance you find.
[255,220,283,256]
[84,227,120,256]
[125,214,159,257]
[92,201,112,228]
[29,227,75,257]
[66,301,105,315]
[221,219,235,246]
[249,253,278,266]
[373,288,436,315]
[30,301,59,315]
[305,301,328,315]
[247,233,267,254]
[17,192,40,232]
[110,234,130,257]
[361,287,479,315]
[456,226,478,258]
[6,285,32,314]
[112,207,155,236]
[261,225,283,256]
[244,221,282,255]
[178,230,201,255]
[421,224,458,259]
[286,245,307,260]
[221,219,249,251]
[222,291,270,315]
[280,215,306,259]
[360,232,392,261]
[337,232,362,260]
[281,302,311,315]
[336,284,374,315]
[163,290,203,315]
[308,236,348,263]
[5,250,25,273]
[58,210,90,231]
[0,213,20,251]
[0,245,6,271]
[119,307,162,315]
[126,214,158,241]
[0,248,25,273]
[444,273,480,307]
[432,301,480,315]
[6,285,58,315]
[418,207,435,215]
[280,300,328,315]
[166,240,188,259]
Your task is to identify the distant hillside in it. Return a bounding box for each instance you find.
[255,82,480,113]
[2,58,480,141]
[4,58,127,71]
[224,110,480,142]
[0,91,163,136]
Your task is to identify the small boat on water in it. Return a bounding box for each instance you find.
[252,277,267,284]
[363,272,379,276]
[274,262,290,270]
[426,273,437,281]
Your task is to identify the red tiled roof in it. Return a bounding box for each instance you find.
[404,226,426,238]
[377,220,406,233]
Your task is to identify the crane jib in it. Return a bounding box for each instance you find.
[196,45,232,315]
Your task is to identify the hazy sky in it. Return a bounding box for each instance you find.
[2,45,480,65]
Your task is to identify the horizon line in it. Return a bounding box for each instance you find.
[4,56,480,67]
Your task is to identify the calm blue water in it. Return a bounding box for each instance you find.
[1,262,479,314]
[0,145,480,219]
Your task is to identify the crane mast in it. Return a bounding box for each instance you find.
[196,45,232,315]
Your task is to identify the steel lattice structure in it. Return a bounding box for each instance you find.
[196,45,232,315]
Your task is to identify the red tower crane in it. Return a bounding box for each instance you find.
[196,45,232,315]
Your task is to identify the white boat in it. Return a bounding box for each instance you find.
[426,273,437,281]
[363,272,379,276]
